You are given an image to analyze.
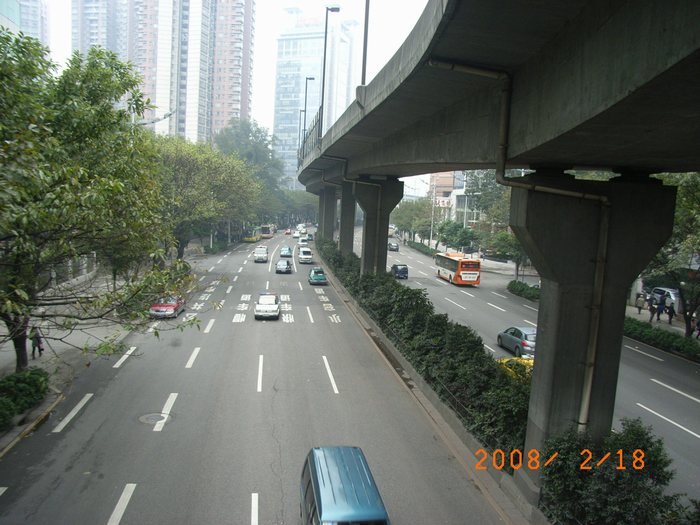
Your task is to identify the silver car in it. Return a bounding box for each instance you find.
[497,326,536,358]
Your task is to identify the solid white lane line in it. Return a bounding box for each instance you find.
[153,393,178,432]
[523,320,537,327]
[460,290,475,298]
[208,266,215,272]
[624,345,664,361]
[113,346,137,369]
[307,307,314,323]
[257,355,264,392]
[322,355,339,394]
[650,379,700,404]
[484,345,496,353]
[204,319,215,333]
[185,347,201,369]
[491,291,507,298]
[217,258,223,264]
[487,302,506,312]
[107,483,137,525]
[523,304,538,312]
[52,393,93,433]
[251,493,259,525]
[445,297,466,310]
[226,286,233,294]
[636,403,700,439]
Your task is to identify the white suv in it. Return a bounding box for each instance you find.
[298,247,313,264]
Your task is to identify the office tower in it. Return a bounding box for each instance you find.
[0,1,21,33]
[71,0,255,143]
[273,7,358,188]
[19,0,48,45]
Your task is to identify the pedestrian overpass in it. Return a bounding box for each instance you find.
[296,0,700,510]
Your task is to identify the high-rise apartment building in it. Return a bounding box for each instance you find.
[71,0,255,143]
[273,7,358,188]
[1,1,22,34]
[19,0,48,44]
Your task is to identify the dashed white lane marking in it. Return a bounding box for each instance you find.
[153,393,178,432]
[523,304,538,312]
[487,302,506,312]
[460,290,474,298]
[251,493,259,525]
[185,347,201,369]
[266,280,269,290]
[106,483,137,525]
[199,275,206,282]
[257,355,264,393]
[322,355,339,394]
[484,345,496,353]
[491,291,507,299]
[147,321,160,333]
[113,346,137,368]
[650,379,700,404]
[52,393,93,433]
[226,286,233,293]
[418,271,427,276]
[636,403,700,439]
[298,282,303,291]
[624,345,664,361]
[204,319,215,333]
[238,267,243,273]
[523,320,537,327]
[445,297,466,310]
[217,258,223,264]
[233,275,239,282]
[307,306,314,323]
[435,278,448,285]
[208,266,215,272]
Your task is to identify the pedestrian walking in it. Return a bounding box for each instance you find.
[29,326,44,359]
[666,302,676,324]
[635,293,646,314]
[648,303,657,323]
[656,296,665,321]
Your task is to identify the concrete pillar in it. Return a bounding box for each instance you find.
[319,187,337,241]
[339,181,356,256]
[317,193,325,238]
[509,172,676,502]
[353,178,404,275]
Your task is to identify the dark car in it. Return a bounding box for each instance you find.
[387,242,399,252]
[275,259,292,274]
[391,264,408,279]
[497,326,537,358]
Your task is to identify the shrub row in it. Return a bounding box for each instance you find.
[624,316,700,362]
[406,240,437,257]
[0,368,50,431]
[507,280,540,301]
[317,240,699,524]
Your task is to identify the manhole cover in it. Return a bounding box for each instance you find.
[139,413,171,425]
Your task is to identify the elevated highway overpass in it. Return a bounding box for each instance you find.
[297,0,700,508]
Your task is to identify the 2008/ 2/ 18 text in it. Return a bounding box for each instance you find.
[474,448,646,471]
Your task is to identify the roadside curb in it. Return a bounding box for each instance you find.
[0,392,65,460]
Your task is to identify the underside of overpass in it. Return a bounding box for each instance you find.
[296,0,699,507]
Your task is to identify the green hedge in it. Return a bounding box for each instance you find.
[0,368,50,430]
[507,280,541,301]
[624,317,700,362]
[316,239,699,523]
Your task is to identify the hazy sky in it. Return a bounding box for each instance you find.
[47,0,429,132]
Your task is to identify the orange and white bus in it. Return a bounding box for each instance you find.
[260,224,274,238]
[434,252,481,285]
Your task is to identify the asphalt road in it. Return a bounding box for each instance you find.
[374,235,700,501]
[0,235,517,524]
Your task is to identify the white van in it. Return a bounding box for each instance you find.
[253,245,268,262]
[298,247,313,264]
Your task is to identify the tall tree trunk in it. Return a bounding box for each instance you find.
[2,314,29,372]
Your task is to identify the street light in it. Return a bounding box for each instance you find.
[319,6,340,141]
[361,0,370,85]
[303,76,315,137]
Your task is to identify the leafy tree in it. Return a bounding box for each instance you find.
[0,33,173,371]
[392,198,431,241]
[644,173,700,336]
[437,220,478,252]
[491,230,529,279]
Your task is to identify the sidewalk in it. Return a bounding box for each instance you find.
[624,304,694,337]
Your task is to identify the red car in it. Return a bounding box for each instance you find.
[149,296,185,318]
[284,228,292,235]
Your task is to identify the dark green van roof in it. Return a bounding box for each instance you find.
[307,446,390,524]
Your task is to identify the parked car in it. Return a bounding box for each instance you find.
[275,259,292,274]
[308,267,328,285]
[280,245,293,257]
[497,326,537,358]
[390,264,408,279]
[149,295,185,318]
[254,292,280,320]
[387,241,399,252]
[649,287,683,312]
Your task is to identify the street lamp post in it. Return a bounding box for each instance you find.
[302,76,315,137]
[319,6,340,141]
[429,178,436,250]
[361,0,370,85]
[298,109,305,151]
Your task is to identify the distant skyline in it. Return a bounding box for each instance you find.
[48,0,430,134]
